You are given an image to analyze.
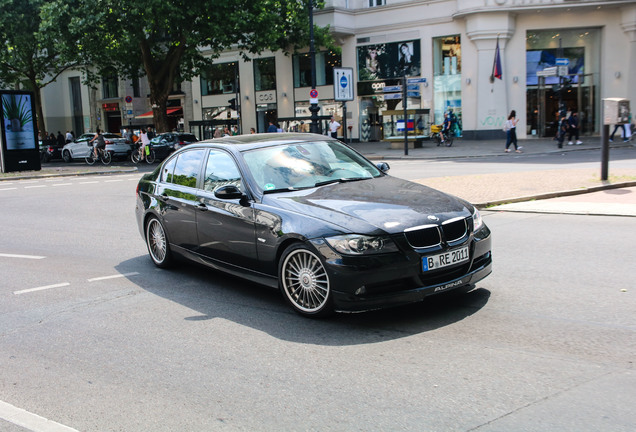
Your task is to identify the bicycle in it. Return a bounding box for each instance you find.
[85,146,112,165]
[430,125,454,147]
[131,143,155,164]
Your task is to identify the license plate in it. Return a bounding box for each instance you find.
[422,246,470,272]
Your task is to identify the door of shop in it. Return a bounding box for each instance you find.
[527,73,595,138]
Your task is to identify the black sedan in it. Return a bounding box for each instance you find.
[149,132,199,160]
[135,133,492,316]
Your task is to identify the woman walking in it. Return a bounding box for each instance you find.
[504,110,522,153]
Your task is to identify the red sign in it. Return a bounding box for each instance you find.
[102,103,119,112]
[309,89,318,98]
[125,96,133,103]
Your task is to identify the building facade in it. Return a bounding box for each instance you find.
[42,0,636,142]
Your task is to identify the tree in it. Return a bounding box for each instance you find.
[0,0,79,135]
[46,0,331,133]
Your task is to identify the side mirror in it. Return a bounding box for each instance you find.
[214,184,244,200]
[376,162,390,173]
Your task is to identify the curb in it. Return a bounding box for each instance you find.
[475,180,636,210]
[0,167,139,181]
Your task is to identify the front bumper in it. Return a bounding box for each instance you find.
[313,227,492,312]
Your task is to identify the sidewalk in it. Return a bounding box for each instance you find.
[2,136,635,216]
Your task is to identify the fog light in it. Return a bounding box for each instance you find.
[355,286,367,295]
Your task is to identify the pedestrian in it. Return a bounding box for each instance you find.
[139,128,150,161]
[329,116,340,139]
[250,127,256,134]
[123,127,133,143]
[65,130,73,143]
[567,111,582,145]
[556,114,568,148]
[609,124,629,142]
[147,126,156,140]
[56,131,65,147]
[504,110,522,153]
[213,127,222,138]
[267,120,277,133]
[441,112,451,146]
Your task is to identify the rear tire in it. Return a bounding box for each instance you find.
[145,150,155,164]
[279,243,333,317]
[131,149,141,164]
[145,216,173,268]
[62,150,72,163]
[85,153,96,165]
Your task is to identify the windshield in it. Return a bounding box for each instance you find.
[242,140,381,192]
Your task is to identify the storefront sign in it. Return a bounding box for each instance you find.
[102,103,119,112]
[256,91,276,104]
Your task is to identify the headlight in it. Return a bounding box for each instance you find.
[325,234,398,255]
[472,207,484,231]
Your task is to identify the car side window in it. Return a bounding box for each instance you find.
[170,150,205,188]
[203,150,242,192]
[161,156,177,183]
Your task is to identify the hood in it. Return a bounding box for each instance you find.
[263,175,472,234]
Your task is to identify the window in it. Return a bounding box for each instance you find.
[168,150,205,188]
[369,0,385,6]
[102,71,118,99]
[254,58,276,91]
[293,51,342,88]
[433,35,462,129]
[203,151,242,192]
[132,78,140,98]
[201,62,238,96]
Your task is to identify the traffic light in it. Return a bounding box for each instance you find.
[228,98,237,111]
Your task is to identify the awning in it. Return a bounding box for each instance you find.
[135,107,182,119]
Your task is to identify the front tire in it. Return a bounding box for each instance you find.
[279,244,333,317]
[63,150,72,163]
[145,216,173,268]
[101,151,112,165]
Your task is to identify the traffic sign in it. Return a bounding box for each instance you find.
[309,89,318,98]
[407,77,427,84]
[333,67,354,101]
[383,93,402,100]
[383,86,402,92]
[125,95,133,103]
[555,58,569,66]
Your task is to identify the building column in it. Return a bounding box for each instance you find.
[621,5,636,108]
[465,12,515,139]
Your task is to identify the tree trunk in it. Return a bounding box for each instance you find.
[27,80,46,136]
[151,91,170,133]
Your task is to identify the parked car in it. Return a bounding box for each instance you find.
[149,132,199,160]
[61,133,132,162]
[135,133,492,317]
[39,139,64,162]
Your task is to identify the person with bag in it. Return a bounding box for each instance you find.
[138,128,150,161]
[504,110,522,153]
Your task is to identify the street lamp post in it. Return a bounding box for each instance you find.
[308,1,320,133]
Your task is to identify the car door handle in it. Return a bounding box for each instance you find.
[158,194,168,202]
[196,203,208,211]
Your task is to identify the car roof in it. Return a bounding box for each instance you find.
[186,133,337,152]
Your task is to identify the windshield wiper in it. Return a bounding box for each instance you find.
[314,177,370,187]
[262,187,301,194]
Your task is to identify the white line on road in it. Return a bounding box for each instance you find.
[0,187,18,191]
[78,180,99,184]
[52,183,73,187]
[104,179,124,183]
[88,272,139,282]
[0,399,80,432]
[24,185,46,189]
[14,282,71,295]
[0,253,46,259]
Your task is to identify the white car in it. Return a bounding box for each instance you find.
[62,133,133,162]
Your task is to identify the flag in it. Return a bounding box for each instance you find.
[492,36,502,81]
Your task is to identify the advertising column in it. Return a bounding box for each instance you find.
[0,90,40,173]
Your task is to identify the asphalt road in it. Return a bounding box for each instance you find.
[0,167,634,431]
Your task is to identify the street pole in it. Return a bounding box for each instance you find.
[308,1,320,133]
[403,69,408,156]
[601,102,609,181]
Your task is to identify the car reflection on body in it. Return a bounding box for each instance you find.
[149,132,199,160]
[135,133,492,317]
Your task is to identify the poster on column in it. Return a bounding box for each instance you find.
[0,90,40,172]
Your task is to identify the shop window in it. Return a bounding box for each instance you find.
[254,58,276,92]
[369,0,385,6]
[433,35,462,131]
[102,70,118,99]
[293,51,342,88]
[357,40,421,81]
[201,62,238,96]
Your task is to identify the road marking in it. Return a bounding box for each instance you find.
[0,253,46,259]
[25,185,46,189]
[88,272,139,282]
[104,179,123,183]
[0,399,80,432]
[14,282,70,295]
[52,183,73,187]
[79,181,99,184]
[0,187,18,191]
